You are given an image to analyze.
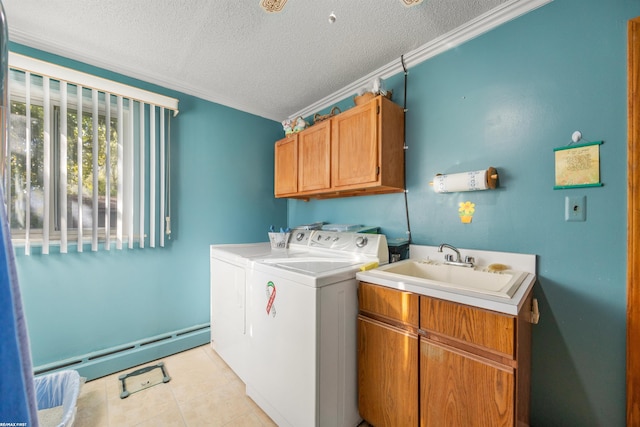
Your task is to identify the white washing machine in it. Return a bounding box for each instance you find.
[246,231,388,427]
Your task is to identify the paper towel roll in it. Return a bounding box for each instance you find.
[433,169,491,193]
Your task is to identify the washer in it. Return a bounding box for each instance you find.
[245,231,388,427]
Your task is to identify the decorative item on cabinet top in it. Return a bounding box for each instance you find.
[430,167,499,193]
[355,77,393,106]
[354,90,392,106]
[313,106,341,124]
[282,116,309,135]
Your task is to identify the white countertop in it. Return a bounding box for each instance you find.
[356,244,537,316]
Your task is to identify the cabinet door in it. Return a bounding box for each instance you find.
[298,120,331,192]
[358,315,418,427]
[420,339,515,427]
[359,281,419,328]
[421,296,515,358]
[331,99,378,188]
[274,135,297,196]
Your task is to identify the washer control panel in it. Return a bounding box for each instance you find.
[305,230,387,262]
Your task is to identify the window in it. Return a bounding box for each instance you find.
[7,53,178,254]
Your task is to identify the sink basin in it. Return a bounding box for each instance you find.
[369,259,528,298]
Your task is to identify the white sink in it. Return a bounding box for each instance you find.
[369,259,528,298]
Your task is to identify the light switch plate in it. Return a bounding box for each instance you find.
[565,196,586,222]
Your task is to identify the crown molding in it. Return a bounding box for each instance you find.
[7,27,271,119]
[8,0,552,122]
[288,0,552,120]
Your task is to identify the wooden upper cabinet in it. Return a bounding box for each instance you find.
[274,134,298,197]
[331,98,378,187]
[273,95,404,199]
[298,120,331,193]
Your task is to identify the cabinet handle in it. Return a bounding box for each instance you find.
[530,298,540,324]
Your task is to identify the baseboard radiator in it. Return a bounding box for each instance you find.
[33,323,210,381]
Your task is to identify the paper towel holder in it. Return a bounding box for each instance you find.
[429,167,499,192]
[486,166,499,189]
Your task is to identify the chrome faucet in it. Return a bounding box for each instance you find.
[438,243,475,268]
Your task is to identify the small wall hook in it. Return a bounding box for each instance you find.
[571,131,582,144]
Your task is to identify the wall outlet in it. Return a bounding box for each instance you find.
[565,196,586,222]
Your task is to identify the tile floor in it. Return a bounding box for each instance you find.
[73,345,276,427]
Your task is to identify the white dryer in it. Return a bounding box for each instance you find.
[209,242,270,382]
[209,229,316,382]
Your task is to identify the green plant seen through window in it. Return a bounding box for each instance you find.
[9,99,119,232]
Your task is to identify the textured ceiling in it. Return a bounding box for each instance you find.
[3,0,546,121]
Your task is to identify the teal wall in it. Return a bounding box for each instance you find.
[10,0,638,424]
[290,0,636,425]
[9,45,287,372]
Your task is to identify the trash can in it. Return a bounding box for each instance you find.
[387,237,410,263]
[34,369,81,427]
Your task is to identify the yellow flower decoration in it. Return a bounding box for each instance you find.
[458,201,475,216]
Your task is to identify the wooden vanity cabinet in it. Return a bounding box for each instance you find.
[357,282,533,427]
[357,282,419,427]
[420,340,515,426]
[273,95,405,200]
[419,295,532,427]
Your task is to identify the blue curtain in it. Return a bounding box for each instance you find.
[0,185,38,425]
[0,0,38,423]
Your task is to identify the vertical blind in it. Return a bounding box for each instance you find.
[6,53,178,254]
